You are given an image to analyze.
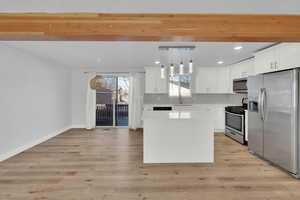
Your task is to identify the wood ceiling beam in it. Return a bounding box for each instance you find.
[0,13,300,42]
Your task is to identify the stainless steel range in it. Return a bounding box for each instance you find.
[225,105,247,144]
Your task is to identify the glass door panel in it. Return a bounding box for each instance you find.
[116,77,129,126]
[96,76,116,126]
[96,75,129,127]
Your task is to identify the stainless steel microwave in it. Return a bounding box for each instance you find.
[233,78,247,93]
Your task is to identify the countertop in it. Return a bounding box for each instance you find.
[142,109,213,120]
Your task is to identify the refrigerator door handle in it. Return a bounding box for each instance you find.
[258,88,263,120]
[261,88,267,121]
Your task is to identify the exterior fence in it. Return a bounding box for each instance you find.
[96,104,128,126]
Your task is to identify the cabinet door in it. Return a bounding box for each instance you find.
[215,67,230,93]
[254,48,276,74]
[277,43,300,71]
[155,68,167,93]
[145,67,155,93]
[145,67,167,94]
[195,67,216,93]
[240,58,254,78]
[230,63,241,80]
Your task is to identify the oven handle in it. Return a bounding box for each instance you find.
[225,111,244,117]
[226,126,243,135]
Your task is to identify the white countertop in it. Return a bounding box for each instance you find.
[143,109,212,120]
[143,103,239,112]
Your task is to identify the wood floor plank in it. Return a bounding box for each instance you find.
[0,128,299,200]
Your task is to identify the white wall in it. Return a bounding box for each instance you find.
[71,69,88,127]
[0,44,72,161]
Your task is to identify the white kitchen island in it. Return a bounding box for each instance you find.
[143,109,214,163]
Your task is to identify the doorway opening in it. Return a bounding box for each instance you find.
[96,75,129,127]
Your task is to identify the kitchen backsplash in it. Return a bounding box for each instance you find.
[144,93,247,105]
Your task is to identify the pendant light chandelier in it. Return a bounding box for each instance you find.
[157,46,195,79]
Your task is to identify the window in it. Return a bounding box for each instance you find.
[169,75,192,97]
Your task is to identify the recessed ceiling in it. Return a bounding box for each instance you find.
[1,0,300,14]
[0,42,273,72]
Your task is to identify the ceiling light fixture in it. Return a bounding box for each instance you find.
[189,60,193,74]
[170,64,174,76]
[234,46,243,51]
[158,46,195,77]
[217,61,224,65]
[161,65,165,79]
[179,62,184,75]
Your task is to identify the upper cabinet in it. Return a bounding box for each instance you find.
[145,67,167,94]
[254,45,279,74]
[230,58,254,80]
[254,43,300,74]
[194,67,231,94]
[277,43,300,71]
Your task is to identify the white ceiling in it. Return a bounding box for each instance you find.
[0,0,300,14]
[0,42,273,72]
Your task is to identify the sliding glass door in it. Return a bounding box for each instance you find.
[116,77,129,126]
[96,75,129,126]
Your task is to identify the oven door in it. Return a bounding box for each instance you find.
[225,111,244,134]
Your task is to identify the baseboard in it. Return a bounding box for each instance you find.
[0,125,72,162]
[214,129,225,133]
[71,124,85,129]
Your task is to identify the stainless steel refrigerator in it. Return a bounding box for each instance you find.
[248,68,299,177]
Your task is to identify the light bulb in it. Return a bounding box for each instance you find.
[179,62,184,75]
[170,64,174,76]
[189,60,193,73]
[234,46,243,51]
[161,65,165,79]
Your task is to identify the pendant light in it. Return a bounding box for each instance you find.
[179,61,184,75]
[160,65,165,79]
[189,60,193,74]
[170,64,174,76]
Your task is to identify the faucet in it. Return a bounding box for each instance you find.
[179,93,183,104]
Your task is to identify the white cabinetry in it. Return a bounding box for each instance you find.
[254,43,300,74]
[215,67,231,93]
[254,46,279,74]
[277,43,300,71]
[194,67,215,93]
[145,67,167,94]
[230,58,254,80]
[194,67,230,94]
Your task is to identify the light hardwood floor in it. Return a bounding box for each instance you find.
[0,128,300,200]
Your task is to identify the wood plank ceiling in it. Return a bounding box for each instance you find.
[1,13,300,42]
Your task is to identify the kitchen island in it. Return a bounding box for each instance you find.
[143,109,214,163]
